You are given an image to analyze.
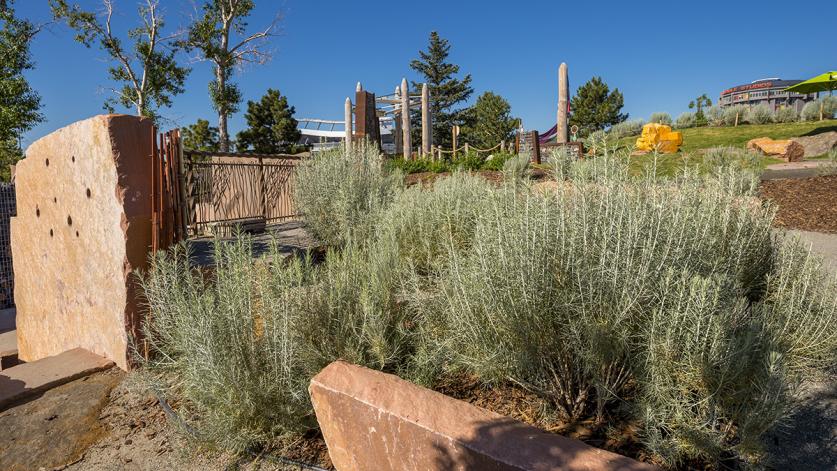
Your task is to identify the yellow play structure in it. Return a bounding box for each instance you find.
[635,123,683,154]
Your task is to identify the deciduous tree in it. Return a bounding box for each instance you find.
[185,0,281,151]
[0,0,43,179]
[50,0,189,120]
[569,77,627,136]
[410,31,473,148]
[689,93,712,126]
[236,88,300,154]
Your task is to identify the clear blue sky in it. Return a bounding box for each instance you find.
[16,0,837,146]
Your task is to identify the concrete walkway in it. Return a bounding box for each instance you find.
[762,161,834,180]
[788,229,837,275]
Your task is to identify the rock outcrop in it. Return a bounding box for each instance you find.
[791,131,837,158]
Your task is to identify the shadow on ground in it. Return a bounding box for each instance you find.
[765,377,837,470]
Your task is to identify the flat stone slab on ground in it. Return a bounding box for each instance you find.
[0,368,123,471]
[0,347,113,409]
[310,361,657,471]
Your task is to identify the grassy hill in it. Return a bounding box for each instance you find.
[618,119,837,174]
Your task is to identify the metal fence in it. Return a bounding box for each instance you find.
[0,183,15,309]
[185,151,301,237]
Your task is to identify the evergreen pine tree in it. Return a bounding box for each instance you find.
[236,89,300,154]
[182,119,220,152]
[410,31,473,148]
[569,77,627,136]
[460,92,518,149]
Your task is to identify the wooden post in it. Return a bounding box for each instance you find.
[344,97,353,152]
[421,83,431,156]
[500,140,506,153]
[735,111,740,127]
[401,78,411,159]
[530,130,541,164]
[464,142,470,155]
[557,63,569,143]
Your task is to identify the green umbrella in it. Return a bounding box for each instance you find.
[785,71,837,94]
[785,71,837,120]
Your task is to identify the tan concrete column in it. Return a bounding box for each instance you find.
[421,83,432,156]
[344,97,353,152]
[401,78,412,159]
[558,63,569,143]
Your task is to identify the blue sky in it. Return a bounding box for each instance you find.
[16,0,837,146]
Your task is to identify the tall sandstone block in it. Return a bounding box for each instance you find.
[12,115,154,370]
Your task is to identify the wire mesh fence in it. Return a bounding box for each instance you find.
[0,183,16,309]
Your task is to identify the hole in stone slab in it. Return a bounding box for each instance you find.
[49,229,53,237]
[86,188,91,198]
[71,155,75,163]
[67,215,72,226]
[45,158,49,167]
[36,206,40,218]
[53,197,57,203]
[75,231,79,237]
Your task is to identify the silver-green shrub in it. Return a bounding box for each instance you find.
[801,101,821,121]
[674,111,696,129]
[802,97,837,121]
[141,240,314,451]
[774,106,799,123]
[746,103,774,124]
[705,105,725,126]
[609,119,645,138]
[723,104,748,126]
[649,112,673,125]
[293,142,402,247]
[413,151,835,465]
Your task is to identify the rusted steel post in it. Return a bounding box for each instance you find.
[531,130,541,164]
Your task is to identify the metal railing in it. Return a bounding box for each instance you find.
[184,151,302,237]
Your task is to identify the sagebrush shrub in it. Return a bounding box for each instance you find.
[801,101,821,121]
[609,119,644,138]
[649,112,672,125]
[746,103,774,124]
[293,142,402,247]
[674,111,696,129]
[705,105,725,126]
[723,105,748,126]
[774,106,799,123]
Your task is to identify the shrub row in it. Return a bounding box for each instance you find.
[142,144,837,468]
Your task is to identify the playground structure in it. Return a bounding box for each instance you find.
[345,80,433,158]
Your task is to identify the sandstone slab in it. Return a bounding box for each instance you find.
[11,115,154,370]
[747,137,805,162]
[0,347,113,409]
[309,361,658,471]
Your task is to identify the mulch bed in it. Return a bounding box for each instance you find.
[760,175,837,233]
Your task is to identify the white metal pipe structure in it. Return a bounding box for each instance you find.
[558,63,569,143]
[344,97,353,151]
[421,83,431,155]
[401,78,411,158]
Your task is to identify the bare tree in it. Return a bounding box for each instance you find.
[51,0,189,119]
[185,0,281,151]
